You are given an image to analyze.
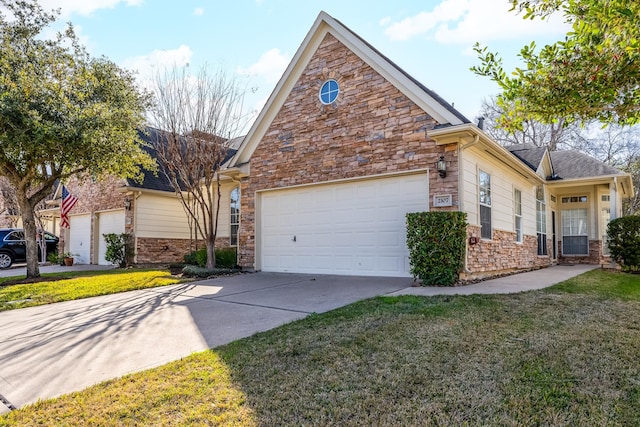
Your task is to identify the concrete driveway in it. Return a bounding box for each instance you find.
[0,272,412,412]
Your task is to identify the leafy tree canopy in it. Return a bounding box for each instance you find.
[472,0,640,131]
[0,0,155,277]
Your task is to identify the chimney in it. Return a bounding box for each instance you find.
[477,117,485,130]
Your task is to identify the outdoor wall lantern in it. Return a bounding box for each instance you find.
[124,199,131,211]
[436,155,447,178]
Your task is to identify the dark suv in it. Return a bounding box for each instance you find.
[0,228,59,269]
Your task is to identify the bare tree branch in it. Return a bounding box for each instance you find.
[148,64,250,268]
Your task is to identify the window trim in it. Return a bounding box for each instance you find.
[562,208,589,256]
[479,170,492,240]
[319,79,339,105]
[514,188,523,243]
[536,186,548,256]
[230,187,240,247]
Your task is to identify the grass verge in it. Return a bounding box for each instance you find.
[1,269,639,425]
[0,269,182,311]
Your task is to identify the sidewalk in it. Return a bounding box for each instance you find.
[0,264,114,278]
[388,264,598,297]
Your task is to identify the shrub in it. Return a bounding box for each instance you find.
[406,211,467,286]
[184,247,237,268]
[47,252,61,265]
[184,248,206,267]
[607,216,640,273]
[182,265,238,278]
[216,247,237,268]
[103,233,132,268]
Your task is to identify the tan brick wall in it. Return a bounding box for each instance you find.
[558,240,607,265]
[66,175,128,214]
[465,226,552,279]
[58,175,128,262]
[238,33,458,269]
[136,236,234,264]
[136,237,191,264]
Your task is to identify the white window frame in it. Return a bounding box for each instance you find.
[536,186,547,255]
[230,187,240,247]
[562,208,589,255]
[514,188,523,243]
[479,170,492,240]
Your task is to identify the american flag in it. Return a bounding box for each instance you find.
[60,185,78,229]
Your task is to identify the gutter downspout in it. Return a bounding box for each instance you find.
[458,134,480,277]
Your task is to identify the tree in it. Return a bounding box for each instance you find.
[480,96,640,214]
[148,65,248,269]
[0,0,154,278]
[471,0,640,130]
[478,96,584,151]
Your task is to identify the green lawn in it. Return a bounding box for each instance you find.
[0,269,183,311]
[1,269,639,426]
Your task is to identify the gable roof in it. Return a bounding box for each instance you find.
[506,143,626,180]
[229,11,469,168]
[550,150,624,179]
[126,127,238,193]
[506,144,548,172]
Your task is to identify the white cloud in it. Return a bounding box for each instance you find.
[194,7,204,16]
[379,16,391,26]
[383,0,569,44]
[39,0,143,18]
[237,48,290,84]
[123,45,193,84]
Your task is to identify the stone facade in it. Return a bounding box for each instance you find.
[557,240,608,266]
[136,236,233,264]
[465,226,552,279]
[238,33,458,269]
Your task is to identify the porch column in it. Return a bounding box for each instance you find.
[610,177,618,220]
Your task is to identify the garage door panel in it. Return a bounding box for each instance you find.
[69,214,91,265]
[97,210,125,265]
[260,173,428,277]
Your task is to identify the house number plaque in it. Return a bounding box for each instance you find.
[433,194,453,207]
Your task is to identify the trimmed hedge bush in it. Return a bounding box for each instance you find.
[607,216,640,273]
[182,265,238,278]
[406,211,467,286]
[103,233,133,268]
[184,247,237,268]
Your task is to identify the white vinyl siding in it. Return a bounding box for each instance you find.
[135,182,235,239]
[461,148,536,238]
[135,194,191,239]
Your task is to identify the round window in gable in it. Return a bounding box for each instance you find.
[319,79,339,105]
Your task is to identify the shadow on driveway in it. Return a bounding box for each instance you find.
[0,272,411,412]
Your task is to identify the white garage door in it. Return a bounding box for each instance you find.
[69,214,91,264]
[260,173,429,277]
[97,210,125,265]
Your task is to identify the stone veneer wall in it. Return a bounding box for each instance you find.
[136,236,234,264]
[557,240,607,265]
[465,226,552,279]
[238,33,459,269]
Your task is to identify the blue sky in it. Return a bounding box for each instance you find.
[39,0,569,126]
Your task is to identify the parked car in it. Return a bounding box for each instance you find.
[0,228,59,269]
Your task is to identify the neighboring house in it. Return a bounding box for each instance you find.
[41,127,241,265]
[220,11,634,279]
